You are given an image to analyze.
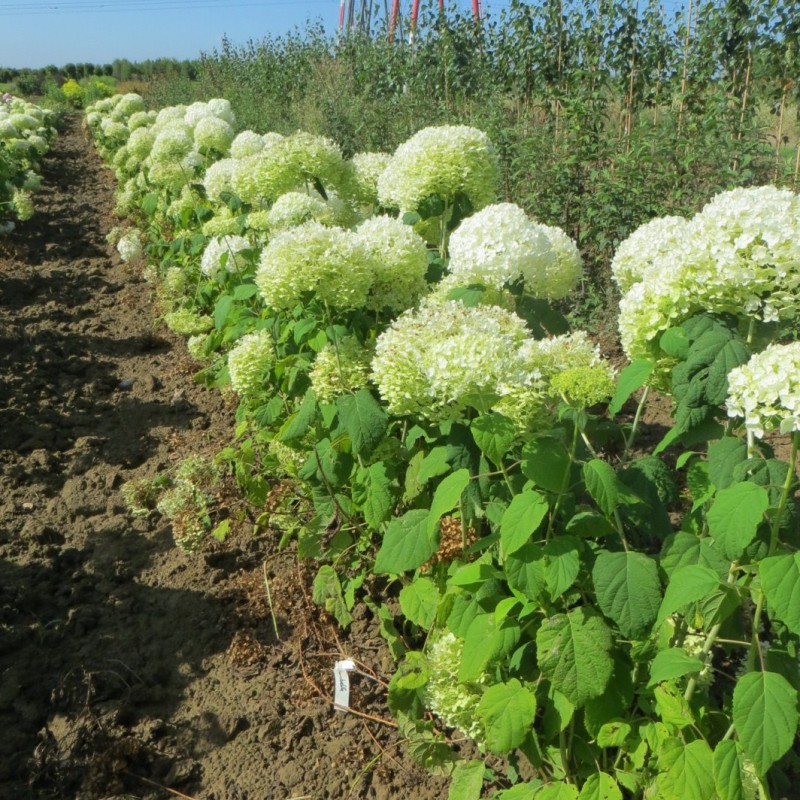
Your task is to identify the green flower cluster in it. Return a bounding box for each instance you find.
[309,337,374,402]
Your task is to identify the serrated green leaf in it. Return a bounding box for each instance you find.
[707,482,769,560]
[648,648,704,687]
[584,656,633,737]
[417,446,451,484]
[656,565,721,626]
[660,532,729,579]
[707,437,749,491]
[400,578,439,629]
[583,459,620,517]
[428,468,471,537]
[459,613,521,682]
[660,327,690,359]
[577,773,622,800]
[654,684,694,728]
[504,543,547,602]
[278,389,318,442]
[500,489,549,556]
[760,553,800,635]
[656,739,714,799]
[537,609,613,707]
[535,783,579,800]
[609,359,653,416]
[734,671,798,777]
[232,282,259,300]
[596,721,631,748]
[448,759,484,800]
[521,437,571,493]
[375,509,435,574]
[335,388,387,456]
[713,740,745,800]
[544,536,581,598]
[471,413,516,465]
[311,565,353,628]
[593,551,661,639]
[495,782,541,800]
[477,679,537,753]
[706,338,750,405]
[361,462,393,529]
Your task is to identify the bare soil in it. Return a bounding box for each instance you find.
[0,118,447,800]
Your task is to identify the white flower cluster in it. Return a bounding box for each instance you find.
[344,151,391,208]
[616,187,800,361]
[0,96,57,229]
[377,125,499,213]
[200,235,251,276]
[309,337,374,402]
[426,632,488,745]
[227,329,275,395]
[264,190,336,231]
[255,221,377,311]
[117,230,143,263]
[447,203,581,299]
[726,342,800,438]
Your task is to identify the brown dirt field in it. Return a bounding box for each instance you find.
[0,117,448,800]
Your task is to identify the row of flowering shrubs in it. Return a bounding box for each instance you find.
[86,91,800,799]
[0,94,58,232]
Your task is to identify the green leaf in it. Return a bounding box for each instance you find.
[734,671,799,777]
[656,565,721,626]
[596,721,630,748]
[660,327,690,359]
[707,482,769,560]
[375,510,435,574]
[232,282,259,300]
[500,489,549,556]
[521,437,571,493]
[543,536,581,598]
[477,679,537,753]
[707,437,748,491]
[648,648,705,687]
[459,613,521,681]
[760,553,800,635]
[535,784,579,800]
[713,740,745,800]
[583,460,620,517]
[311,565,353,628]
[447,759,484,800]
[400,578,439,629]
[656,739,715,799]
[504,543,546,602]
[584,656,633,737]
[335,388,387,457]
[609,359,653,416]
[278,389,318,442]
[593,551,661,639]
[577,773,622,800]
[417,446,451,484]
[428,468,471,537]
[536,608,613,707]
[660,533,730,580]
[494,783,540,800]
[361,462,393,530]
[706,338,751,405]
[471,413,516,465]
[213,294,234,329]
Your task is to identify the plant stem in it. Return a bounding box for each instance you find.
[622,385,649,463]
[546,415,579,540]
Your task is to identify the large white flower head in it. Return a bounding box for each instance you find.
[617,187,800,363]
[117,230,143,263]
[255,221,376,311]
[202,158,237,203]
[12,190,34,221]
[193,115,235,155]
[355,215,429,312]
[345,151,392,206]
[149,124,194,164]
[371,299,531,421]
[611,215,690,293]
[309,337,374,402]
[282,131,347,191]
[155,105,186,127]
[426,632,488,745]
[447,203,579,299]
[230,130,265,159]
[116,93,145,117]
[127,126,156,161]
[206,98,235,126]
[200,235,251,276]
[183,101,214,128]
[128,110,155,131]
[534,223,583,299]
[265,191,333,231]
[726,342,800,438]
[227,329,275,395]
[232,150,299,207]
[377,125,499,213]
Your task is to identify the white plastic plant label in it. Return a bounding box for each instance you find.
[333,659,356,711]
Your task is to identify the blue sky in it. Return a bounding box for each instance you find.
[0,0,512,69]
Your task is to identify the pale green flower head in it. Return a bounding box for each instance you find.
[534,223,584,299]
[371,299,532,421]
[282,131,347,190]
[255,221,376,311]
[155,105,187,127]
[230,130,266,159]
[200,235,252,276]
[127,110,155,131]
[149,124,193,164]
[265,191,333,231]
[162,267,187,298]
[232,151,300,207]
[202,210,241,238]
[309,337,374,402]
[194,115,235,155]
[202,158,237,203]
[163,309,213,336]
[206,97,236,126]
[550,365,615,408]
[117,93,145,117]
[355,215,429,312]
[117,230,143,263]
[726,341,800,438]
[227,329,275,395]
[377,125,499,213]
[344,151,392,206]
[127,127,156,161]
[426,632,488,746]
[12,190,34,221]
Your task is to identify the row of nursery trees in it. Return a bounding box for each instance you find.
[0,94,57,232]
[148,0,799,312]
[86,90,800,799]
